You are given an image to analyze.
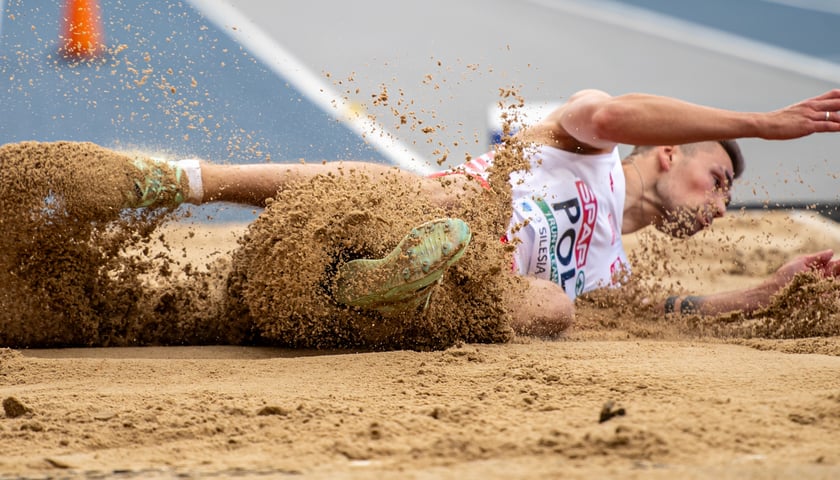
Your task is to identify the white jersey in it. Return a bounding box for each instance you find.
[434,145,629,300]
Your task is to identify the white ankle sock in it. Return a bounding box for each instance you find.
[177,159,204,204]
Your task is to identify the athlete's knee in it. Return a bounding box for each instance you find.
[520,298,574,338]
[509,278,574,339]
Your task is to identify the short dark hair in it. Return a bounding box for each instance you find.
[627,140,745,179]
[717,139,744,179]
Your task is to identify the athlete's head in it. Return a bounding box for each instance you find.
[632,140,743,238]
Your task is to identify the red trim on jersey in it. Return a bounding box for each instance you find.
[574,180,598,269]
[427,152,495,190]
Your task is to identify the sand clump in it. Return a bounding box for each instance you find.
[0,140,158,347]
[228,138,529,350]
[0,141,235,347]
[226,101,532,349]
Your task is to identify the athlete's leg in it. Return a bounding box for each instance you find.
[126,151,487,211]
[198,161,390,206]
[128,156,495,318]
[194,161,481,208]
[508,277,574,338]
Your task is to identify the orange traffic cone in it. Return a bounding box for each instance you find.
[61,0,104,59]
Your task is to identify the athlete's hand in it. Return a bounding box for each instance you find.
[761,90,840,139]
[765,249,840,292]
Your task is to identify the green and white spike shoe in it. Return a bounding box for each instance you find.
[334,218,471,316]
[124,157,187,209]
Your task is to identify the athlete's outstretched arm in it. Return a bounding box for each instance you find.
[660,250,840,316]
[524,89,840,151]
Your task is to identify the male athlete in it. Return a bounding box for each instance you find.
[127,88,840,337]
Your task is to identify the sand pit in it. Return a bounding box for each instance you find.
[2,206,840,478]
[2,141,840,477]
[1,340,839,480]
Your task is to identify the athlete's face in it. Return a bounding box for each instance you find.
[655,143,734,238]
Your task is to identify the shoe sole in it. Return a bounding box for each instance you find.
[334,217,471,310]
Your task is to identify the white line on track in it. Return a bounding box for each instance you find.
[185,0,434,174]
[760,0,840,16]
[527,0,840,83]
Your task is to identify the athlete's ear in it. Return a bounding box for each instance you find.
[658,146,675,172]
